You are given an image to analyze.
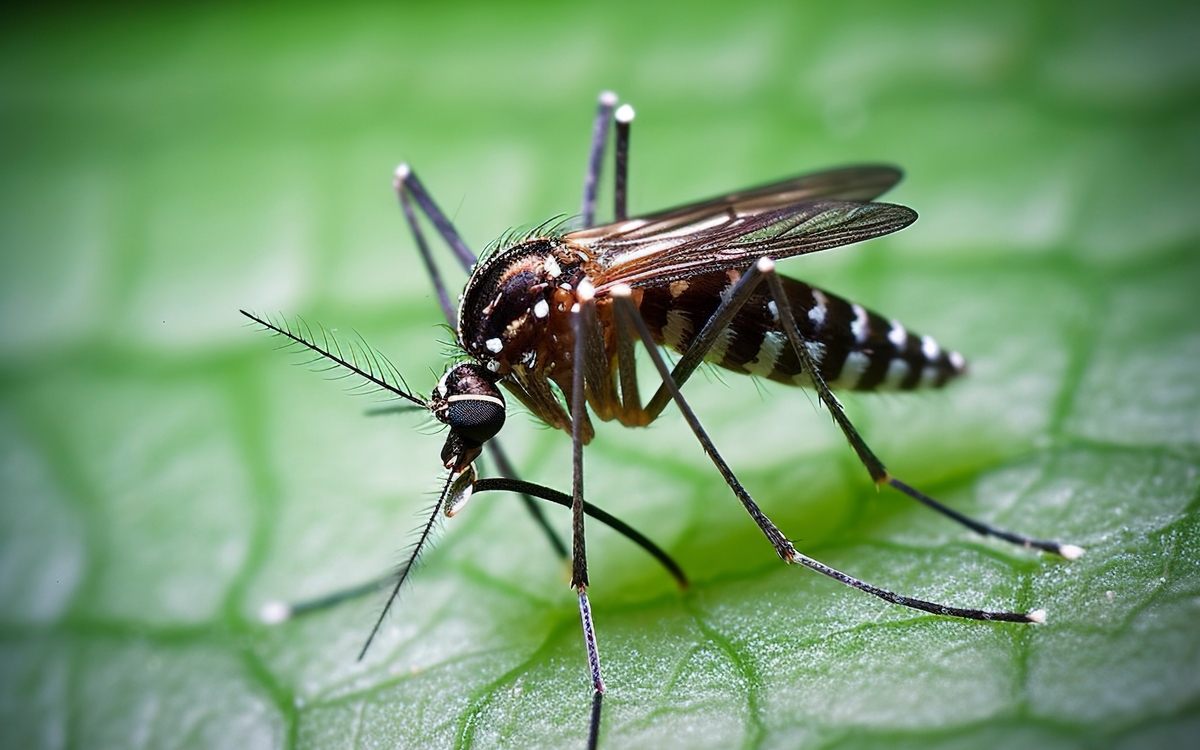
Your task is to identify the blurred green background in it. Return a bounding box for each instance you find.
[2,1,1199,748]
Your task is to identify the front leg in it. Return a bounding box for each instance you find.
[570,288,606,750]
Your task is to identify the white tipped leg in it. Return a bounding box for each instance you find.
[613,102,634,221]
[1026,609,1048,624]
[259,601,293,625]
[1059,544,1085,561]
[581,93,618,227]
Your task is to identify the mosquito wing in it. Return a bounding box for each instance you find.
[569,167,916,291]
[569,164,902,248]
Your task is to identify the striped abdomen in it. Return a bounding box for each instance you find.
[637,270,965,391]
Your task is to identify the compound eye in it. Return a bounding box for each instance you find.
[445,395,506,444]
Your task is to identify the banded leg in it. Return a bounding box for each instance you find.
[394,164,570,560]
[611,285,1046,624]
[571,289,606,749]
[639,256,1080,559]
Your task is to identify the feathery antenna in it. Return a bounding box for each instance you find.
[240,310,426,408]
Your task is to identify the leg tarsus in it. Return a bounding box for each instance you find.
[587,689,604,750]
[788,548,1046,623]
[258,575,391,624]
[579,586,605,750]
[888,477,1082,558]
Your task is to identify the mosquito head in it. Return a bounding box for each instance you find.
[429,362,506,472]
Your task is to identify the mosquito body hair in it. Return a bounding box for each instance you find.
[480,215,574,263]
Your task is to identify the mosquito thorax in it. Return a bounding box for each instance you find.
[457,237,592,375]
[429,362,507,472]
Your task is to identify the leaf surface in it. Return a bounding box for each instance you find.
[2,2,1198,748]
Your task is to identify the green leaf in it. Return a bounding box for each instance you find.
[3,2,1199,748]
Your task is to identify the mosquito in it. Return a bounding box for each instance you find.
[244,92,1082,749]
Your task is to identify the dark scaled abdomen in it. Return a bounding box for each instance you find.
[637,271,965,391]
